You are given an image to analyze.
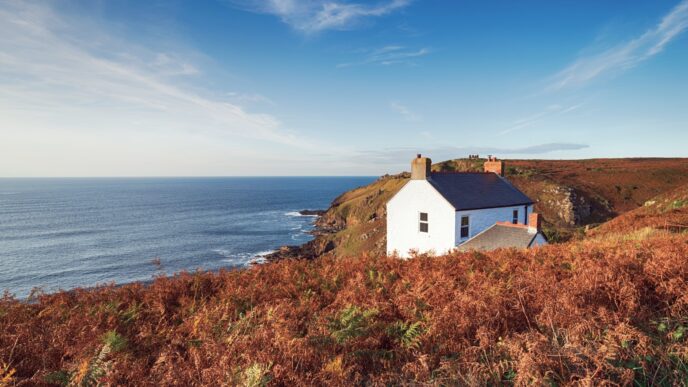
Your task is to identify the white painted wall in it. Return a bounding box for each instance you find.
[531,233,547,247]
[386,180,456,258]
[455,204,533,244]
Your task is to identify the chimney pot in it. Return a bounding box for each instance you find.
[528,213,542,233]
[484,157,505,176]
[411,155,431,180]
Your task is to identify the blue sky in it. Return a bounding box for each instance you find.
[1,0,687,176]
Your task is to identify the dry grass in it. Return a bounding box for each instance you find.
[590,183,688,238]
[2,231,688,385]
[509,158,688,214]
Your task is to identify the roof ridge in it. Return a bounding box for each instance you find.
[426,172,534,211]
[430,171,492,175]
[495,221,529,229]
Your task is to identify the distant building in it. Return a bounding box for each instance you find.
[386,155,547,258]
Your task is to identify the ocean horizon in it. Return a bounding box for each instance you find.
[0,176,376,298]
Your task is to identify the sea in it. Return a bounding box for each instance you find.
[0,177,376,298]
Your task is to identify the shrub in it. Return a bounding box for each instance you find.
[2,232,688,384]
[328,305,378,344]
[386,320,423,350]
[102,330,127,353]
[1,362,15,387]
[240,363,272,387]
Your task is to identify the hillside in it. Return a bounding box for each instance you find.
[288,158,688,259]
[2,229,688,385]
[589,183,688,237]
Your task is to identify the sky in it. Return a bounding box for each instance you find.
[1,0,687,177]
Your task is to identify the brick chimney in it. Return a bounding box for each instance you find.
[528,213,542,233]
[484,155,505,176]
[411,154,431,180]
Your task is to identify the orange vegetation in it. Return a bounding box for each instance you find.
[2,230,688,385]
[590,183,688,236]
[509,158,688,214]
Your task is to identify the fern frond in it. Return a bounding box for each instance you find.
[387,320,424,350]
[0,362,16,387]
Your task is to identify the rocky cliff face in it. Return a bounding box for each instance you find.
[265,174,407,261]
[267,158,688,260]
[541,186,591,226]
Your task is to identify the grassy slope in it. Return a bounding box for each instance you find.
[316,158,688,257]
[2,230,688,385]
[589,183,688,236]
[312,174,409,257]
[508,158,688,214]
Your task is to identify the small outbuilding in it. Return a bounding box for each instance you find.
[457,215,547,252]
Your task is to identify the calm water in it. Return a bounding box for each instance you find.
[0,177,375,298]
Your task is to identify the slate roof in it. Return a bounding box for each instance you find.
[457,223,540,252]
[428,172,533,211]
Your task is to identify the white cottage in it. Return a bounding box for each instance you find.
[386,155,547,258]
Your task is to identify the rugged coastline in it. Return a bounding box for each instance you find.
[4,166,688,385]
[265,157,688,261]
[263,209,336,261]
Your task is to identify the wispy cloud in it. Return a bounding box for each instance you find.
[337,45,430,67]
[151,53,200,76]
[230,0,411,34]
[549,0,688,90]
[499,103,583,135]
[0,1,306,147]
[389,101,421,121]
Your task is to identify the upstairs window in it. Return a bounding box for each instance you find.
[460,216,470,238]
[419,212,428,233]
[512,210,519,224]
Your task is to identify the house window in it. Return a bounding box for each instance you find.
[460,216,469,238]
[419,212,428,233]
[512,210,519,224]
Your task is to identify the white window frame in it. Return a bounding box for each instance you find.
[512,209,519,224]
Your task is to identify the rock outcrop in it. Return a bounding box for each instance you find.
[299,209,325,216]
[541,185,591,226]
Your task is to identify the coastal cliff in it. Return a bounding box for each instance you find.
[268,157,688,259]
